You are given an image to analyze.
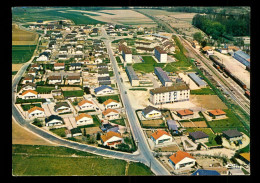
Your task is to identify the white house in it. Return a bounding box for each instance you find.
[202,46,214,55]
[101,131,123,147]
[21,90,38,99]
[75,113,93,126]
[22,83,37,91]
[67,76,81,85]
[154,46,167,63]
[22,76,34,84]
[151,129,172,145]
[142,106,162,119]
[103,99,120,109]
[54,102,71,113]
[78,99,95,111]
[45,115,63,127]
[102,108,120,120]
[48,76,63,85]
[169,151,196,170]
[54,63,65,70]
[94,85,114,95]
[36,52,50,61]
[28,106,45,119]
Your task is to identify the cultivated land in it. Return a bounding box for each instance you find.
[12,144,154,176]
[12,64,24,71]
[12,24,39,45]
[12,45,37,64]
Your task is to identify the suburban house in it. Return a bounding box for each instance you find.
[36,52,50,61]
[102,108,120,120]
[141,106,162,119]
[154,67,172,87]
[103,99,120,109]
[21,90,38,99]
[166,120,178,134]
[149,84,190,105]
[101,131,123,147]
[70,62,82,70]
[98,68,109,77]
[208,109,226,119]
[58,54,68,60]
[59,47,68,54]
[100,123,120,133]
[222,129,243,142]
[78,99,95,111]
[48,76,63,85]
[94,58,103,64]
[67,76,81,85]
[191,169,220,176]
[169,151,196,170]
[21,82,37,91]
[97,63,108,69]
[151,129,172,145]
[45,115,63,127]
[28,106,45,119]
[27,68,38,77]
[75,113,93,126]
[30,63,41,70]
[189,131,209,143]
[176,109,194,119]
[54,102,71,113]
[54,63,65,70]
[94,85,114,95]
[22,76,34,84]
[154,46,167,63]
[202,46,214,55]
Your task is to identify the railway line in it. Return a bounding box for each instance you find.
[179,36,250,117]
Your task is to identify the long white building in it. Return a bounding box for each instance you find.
[154,46,167,63]
[149,84,190,105]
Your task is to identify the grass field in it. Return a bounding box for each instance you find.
[97,94,120,104]
[185,128,219,146]
[190,87,215,95]
[62,90,84,98]
[12,24,38,45]
[49,127,67,137]
[109,118,125,126]
[12,144,153,176]
[36,86,55,94]
[12,45,36,64]
[133,56,165,73]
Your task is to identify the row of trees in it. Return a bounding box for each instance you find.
[192,13,250,40]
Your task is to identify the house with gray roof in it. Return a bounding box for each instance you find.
[54,102,71,113]
[222,129,243,142]
[141,106,162,119]
[189,131,209,143]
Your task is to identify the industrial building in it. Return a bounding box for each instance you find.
[188,73,207,88]
[154,67,172,87]
[233,50,250,67]
[125,66,139,86]
[154,46,167,63]
[149,84,190,105]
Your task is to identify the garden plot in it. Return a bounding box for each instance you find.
[180,122,196,128]
[190,95,228,110]
[155,144,180,152]
[141,119,166,128]
[192,121,208,128]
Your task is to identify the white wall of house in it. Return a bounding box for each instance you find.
[54,66,65,70]
[22,93,38,100]
[46,119,63,127]
[28,110,45,119]
[169,157,196,170]
[96,88,114,95]
[79,103,94,110]
[103,112,120,120]
[103,136,123,146]
[143,110,162,119]
[152,134,172,145]
[55,106,71,113]
[67,79,80,85]
[22,86,36,91]
[104,102,120,109]
[76,117,93,126]
[49,80,62,84]
[36,55,48,61]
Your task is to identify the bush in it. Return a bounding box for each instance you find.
[197,143,202,150]
[32,118,43,127]
[214,135,223,145]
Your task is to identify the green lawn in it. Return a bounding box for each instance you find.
[50,127,67,137]
[21,103,42,111]
[36,86,55,94]
[12,45,36,64]
[12,144,154,176]
[207,109,248,135]
[116,56,122,63]
[97,94,120,104]
[190,87,215,95]
[62,90,84,98]
[133,56,165,73]
[109,118,125,126]
[109,71,114,77]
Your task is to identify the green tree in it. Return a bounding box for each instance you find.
[214,135,223,145]
[201,40,207,48]
[83,128,86,136]
[193,32,203,43]
[197,143,202,150]
[96,133,101,140]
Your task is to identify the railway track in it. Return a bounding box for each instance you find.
[179,36,250,116]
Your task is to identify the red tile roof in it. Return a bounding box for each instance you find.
[101,131,122,142]
[102,108,119,116]
[177,109,194,116]
[75,113,92,121]
[208,109,226,116]
[28,106,44,114]
[21,90,38,96]
[54,63,65,66]
[169,151,195,164]
[103,99,119,106]
[78,99,93,107]
[151,129,171,140]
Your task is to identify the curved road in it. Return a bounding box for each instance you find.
[12,26,171,175]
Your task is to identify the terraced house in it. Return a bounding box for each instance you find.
[149,84,190,105]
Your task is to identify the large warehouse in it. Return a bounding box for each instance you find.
[233,50,250,67]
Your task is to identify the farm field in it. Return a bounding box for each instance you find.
[12,45,36,64]
[190,95,228,110]
[12,24,39,45]
[12,64,24,71]
[12,144,153,176]
[12,119,55,146]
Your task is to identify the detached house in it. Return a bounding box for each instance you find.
[189,131,209,143]
[36,52,50,61]
[67,76,81,85]
[70,63,82,70]
[94,85,114,95]
[169,151,196,170]
[22,76,34,84]
[30,64,41,70]
[142,106,162,119]
[28,106,45,119]
[176,109,194,119]
[21,82,37,91]
[45,115,63,127]
[222,129,243,142]
[208,109,226,119]
[54,102,71,113]
[48,76,63,85]
[101,131,123,147]
[27,68,38,77]
[21,90,38,99]
[54,63,65,70]
[75,113,93,126]
[202,46,214,55]
[102,108,120,120]
[103,99,120,109]
[151,129,172,145]
[78,99,95,111]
